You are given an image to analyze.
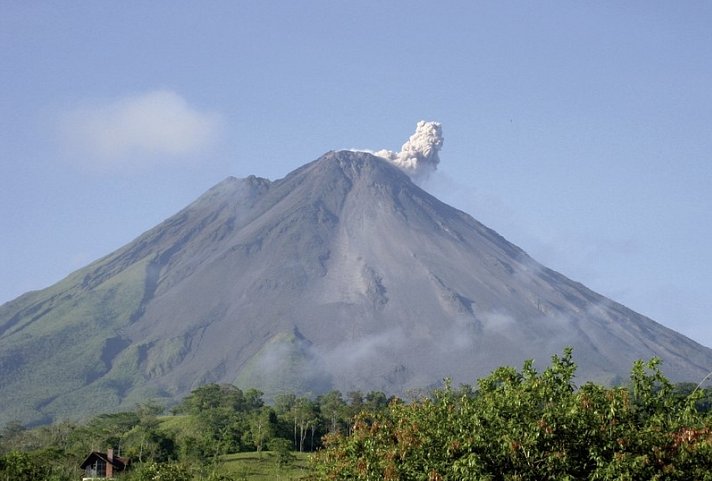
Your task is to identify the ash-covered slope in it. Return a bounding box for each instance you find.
[1,151,711,425]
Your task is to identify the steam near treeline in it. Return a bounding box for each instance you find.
[1,352,711,480]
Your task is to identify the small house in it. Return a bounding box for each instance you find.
[80,448,129,480]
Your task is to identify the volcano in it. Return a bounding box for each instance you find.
[1,150,711,425]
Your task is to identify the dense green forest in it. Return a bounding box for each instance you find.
[0,380,392,480]
[1,350,711,480]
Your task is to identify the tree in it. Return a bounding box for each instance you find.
[121,402,176,463]
[122,423,176,463]
[243,389,265,412]
[69,411,140,456]
[318,391,347,435]
[314,349,712,480]
[0,450,42,481]
[364,391,389,413]
[246,407,276,454]
[291,398,318,452]
[197,407,246,458]
[346,391,364,414]
[273,393,297,416]
[174,384,246,415]
[267,438,295,468]
[674,382,712,413]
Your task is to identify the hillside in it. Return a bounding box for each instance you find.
[1,150,711,425]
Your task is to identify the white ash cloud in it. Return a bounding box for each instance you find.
[373,121,444,177]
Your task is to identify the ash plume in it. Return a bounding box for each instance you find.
[375,120,444,177]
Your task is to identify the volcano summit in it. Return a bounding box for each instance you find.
[1,147,711,425]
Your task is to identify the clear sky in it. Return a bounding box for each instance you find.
[2,2,711,349]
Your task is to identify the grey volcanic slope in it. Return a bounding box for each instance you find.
[1,151,711,425]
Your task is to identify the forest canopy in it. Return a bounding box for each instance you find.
[1,349,711,480]
[315,349,712,480]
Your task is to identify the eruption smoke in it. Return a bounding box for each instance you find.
[375,121,444,177]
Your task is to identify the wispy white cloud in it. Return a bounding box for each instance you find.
[58,90,222,169]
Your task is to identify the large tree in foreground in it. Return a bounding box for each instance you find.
[314,349,712,481]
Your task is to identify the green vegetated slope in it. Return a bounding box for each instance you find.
[234,331,331,400]
[0,255,165,424]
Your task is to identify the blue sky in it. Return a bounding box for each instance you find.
[2,2,712,349]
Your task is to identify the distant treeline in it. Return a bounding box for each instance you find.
[0,383,393,480]
[1,349,711,480]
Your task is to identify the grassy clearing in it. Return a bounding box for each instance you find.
[220,451,313,481]
[157,414,193,432]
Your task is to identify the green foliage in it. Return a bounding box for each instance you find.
[0,258,151,426]
[174,384,247,415]
[168,384,271,460]
[0,450,40,481]
[125,461,193,481]
[673,382,712,413]
[268,439,296,467]
[0,449,74,481]
[204,472,237,481]
[5,355,710,480]
[314,349,712,480]
[318,391,348,435]
[72,411,141,454]
[245,408,276,453]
